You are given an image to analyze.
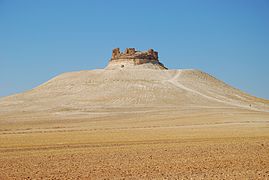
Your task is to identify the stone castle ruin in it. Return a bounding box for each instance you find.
[107,48,167,70]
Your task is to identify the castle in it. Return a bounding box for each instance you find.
[108,48,167,69]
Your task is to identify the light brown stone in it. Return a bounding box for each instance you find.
[109,47,166,69]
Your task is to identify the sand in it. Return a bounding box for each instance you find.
[0,68,269,179]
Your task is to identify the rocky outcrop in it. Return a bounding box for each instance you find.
[108,48,167,70]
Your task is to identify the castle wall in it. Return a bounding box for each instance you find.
[107,48,167,70]
[110,48,159,61]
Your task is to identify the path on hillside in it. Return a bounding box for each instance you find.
[166,70,263,112]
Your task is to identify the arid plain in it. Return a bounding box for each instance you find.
[0,67,269,179]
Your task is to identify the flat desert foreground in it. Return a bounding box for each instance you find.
[0,69,269,179]
[0,107,269,179]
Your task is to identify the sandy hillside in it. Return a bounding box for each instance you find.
[0,68,268,113]
[0,66,269,179]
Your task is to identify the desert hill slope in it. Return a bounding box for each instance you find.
[0,68,268,114]
[1,49,269,179]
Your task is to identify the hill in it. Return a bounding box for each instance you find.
[0,48,268,179]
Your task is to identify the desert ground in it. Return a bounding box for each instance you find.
[0,68,269,179]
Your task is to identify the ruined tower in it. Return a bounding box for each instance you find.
[107,48,167,70]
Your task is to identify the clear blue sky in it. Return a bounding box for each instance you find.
[1,0,269,99]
